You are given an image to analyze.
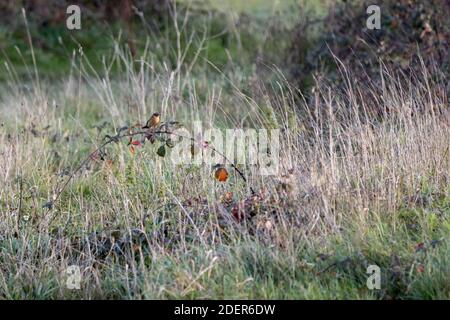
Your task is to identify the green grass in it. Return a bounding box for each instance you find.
[1,208,448,299]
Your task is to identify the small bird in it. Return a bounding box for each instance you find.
[142,113,161,129]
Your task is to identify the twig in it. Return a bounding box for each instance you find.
[15,176,23,236]
[44,128,254,211]
[144,129,255,194]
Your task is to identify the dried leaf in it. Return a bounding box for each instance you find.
[215,167,228,182]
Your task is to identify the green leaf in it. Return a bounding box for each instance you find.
[157,145,166,157]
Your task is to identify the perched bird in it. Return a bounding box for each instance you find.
[142,113,161,129]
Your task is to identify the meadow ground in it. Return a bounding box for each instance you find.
[0,1,449,299]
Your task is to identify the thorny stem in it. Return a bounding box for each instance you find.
[144,130,255,194]
[45,128,255,210]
